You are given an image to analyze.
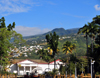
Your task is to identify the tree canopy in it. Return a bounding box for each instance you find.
[0,17,25,70]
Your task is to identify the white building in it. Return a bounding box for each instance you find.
[9,59,62,75]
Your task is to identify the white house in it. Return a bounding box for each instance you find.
[9,59,63,75]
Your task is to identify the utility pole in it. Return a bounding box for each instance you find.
[75,53,77,78]
[91,59,95,78]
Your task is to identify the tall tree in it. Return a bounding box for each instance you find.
[0,17,24,70]
[95,34,100,45]
[46,32,59,72]
[0,17,6,28]
[77,24,90,73]
[88,22,99,52]
[93,15,100,34]
[93,15,100,25]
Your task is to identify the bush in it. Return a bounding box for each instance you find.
[96,72,99,75]
[44,69,59,76]
[0,70,11,75]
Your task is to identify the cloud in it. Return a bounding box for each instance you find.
[62,13,85,18]
[0,0,37,16]
[94,4,100,11]
[14,26,51,37]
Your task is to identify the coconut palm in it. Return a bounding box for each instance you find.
[62,41,76,55]
[93,15,100,34]
[88,22,99,52]
[93,15,100,25]
[77,24,90,56]
[77,24,90,73]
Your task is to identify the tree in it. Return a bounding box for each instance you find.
[93,15,100,26]
[37,49,51,61]
[77,24,89,56]
[61,41,76,76]
[59,56,70,75]
[93,15,100,45]
[77,57,88,74]
[46,32,59,72]
[37,49,53,71]
[88,22,99,52]
[77,24,90,73]
[0,17,24,70]
[62,41,76,54]
[95,34,100,45]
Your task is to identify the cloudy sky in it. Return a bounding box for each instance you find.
[0,0,100,36]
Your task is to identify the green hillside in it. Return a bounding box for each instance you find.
[23,28,79,41]
[16,28,91,59]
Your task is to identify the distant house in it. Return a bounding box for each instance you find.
[11,47,21,57]
[9,59,63,75]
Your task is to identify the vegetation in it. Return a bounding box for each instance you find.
[1,15,100,75]
[37,49,53,63]
[0,17,24,71]
[46,32,59,72]
[77,15,100,75]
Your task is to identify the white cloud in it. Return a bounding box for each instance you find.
[14,26,51,37]
[94,4,100,11]
[0,0,37,16]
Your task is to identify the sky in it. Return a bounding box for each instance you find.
[0,0,100,36]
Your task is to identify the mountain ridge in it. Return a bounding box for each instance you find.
[23,28,79,40]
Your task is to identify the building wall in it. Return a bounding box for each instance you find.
[10,60,62,75]
[10,64,17,73]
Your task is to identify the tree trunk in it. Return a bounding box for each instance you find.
[0,55,2,71]
[91,37,93,53]
[86,34,89,73]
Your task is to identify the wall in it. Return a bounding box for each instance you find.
[10,64,17,73]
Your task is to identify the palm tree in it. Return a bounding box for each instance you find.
[62,41,76,54]
[77,24,90,55]
[93,15,100,25]
[77,24,90,73]
[93,15,100,34]
[46,32,59,73]
[88,22,99,52]
[62,41,76,75]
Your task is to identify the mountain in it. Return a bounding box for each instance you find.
[43,28,79,36]
[23,28,79,40]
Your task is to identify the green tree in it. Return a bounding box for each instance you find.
[88,22,99,52]
[37,49,51,61]
[67,62,75,74]
[93,15,100,26]
[93,15,100,45]
[0,17,24,70]
[95,34,100,45]
[62,41,76,54]
[37,49,53,71]
[77,57,88,74]
[77,24,89,56]
[46,32,59,72]
[59,56,70,75]
[77,24,90,73]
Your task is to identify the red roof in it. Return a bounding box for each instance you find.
[15,59,61,64]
